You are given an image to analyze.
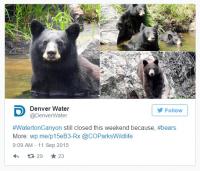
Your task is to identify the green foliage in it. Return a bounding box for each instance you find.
[5,5,72,41]
[5,4,100,41]
[5,22,30,40]
[50,10,72,30]
[80,4,100,22]
[147,4,195,31]
[144,9,155,27]
[111,4,125,14]
[95,5,101,21]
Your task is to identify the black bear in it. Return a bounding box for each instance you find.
[159,31,182,46]
[137,58,164,98]
[30,20,99,98]
[120,23,159,51]
[116,4,146,45]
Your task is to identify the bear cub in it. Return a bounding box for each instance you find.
[120,23,159,51]
[137,58,164,98]
[30,20,99,98]
[116,4,146,44]
[159,31,182,46]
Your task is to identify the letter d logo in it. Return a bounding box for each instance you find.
[14,105,25,117]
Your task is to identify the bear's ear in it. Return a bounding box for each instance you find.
[140,23,145,31]
[66,23,80,40]
[154,59,159,65]
[30,20,45,38]
[132,4,137,7]
[143,60,148,66]
[168,34,173,40]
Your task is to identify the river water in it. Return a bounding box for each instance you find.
[100,32,195,51]
[5,57,32,98]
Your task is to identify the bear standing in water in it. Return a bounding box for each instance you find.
[120,23,159,51]
[116,4,146,45]
[30,20,99,98]
[137,58,164,98]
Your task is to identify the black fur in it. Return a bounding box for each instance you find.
[116,4,146,44]
[159,31,182,45]
[30,20,99,98]
[120,23,159,51]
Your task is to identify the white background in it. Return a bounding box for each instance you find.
[4,99,195,166]
[1,0,200,171]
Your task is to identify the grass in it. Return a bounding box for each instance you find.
[111,4,125,14]
[80,4,100,22]
[5,5,72,40]
[5,4,100,41]
[147,4,195,31]
[148,4,195,22]
[144,8,155,27]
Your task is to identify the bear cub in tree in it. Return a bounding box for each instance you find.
[137,58,164,98]
[30,20,99,98]
[116,4,146,44]
[120,23,159,51]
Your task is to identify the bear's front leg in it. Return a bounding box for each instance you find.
[144,81,155,99]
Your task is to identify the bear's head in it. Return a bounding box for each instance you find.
[129,4,146,16]
[166,31,182,46]
[30,20,80,62]
[143,59,160,77]
[140,23,158,43]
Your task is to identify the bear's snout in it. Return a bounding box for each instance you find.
[175,38,182,46]
[139,9,145,16]
[43,41,61,61]
[148,34,156,42]
[47,51,57,60]
[148,69,155,77]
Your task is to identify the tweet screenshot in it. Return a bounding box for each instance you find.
[1,0,199,170]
